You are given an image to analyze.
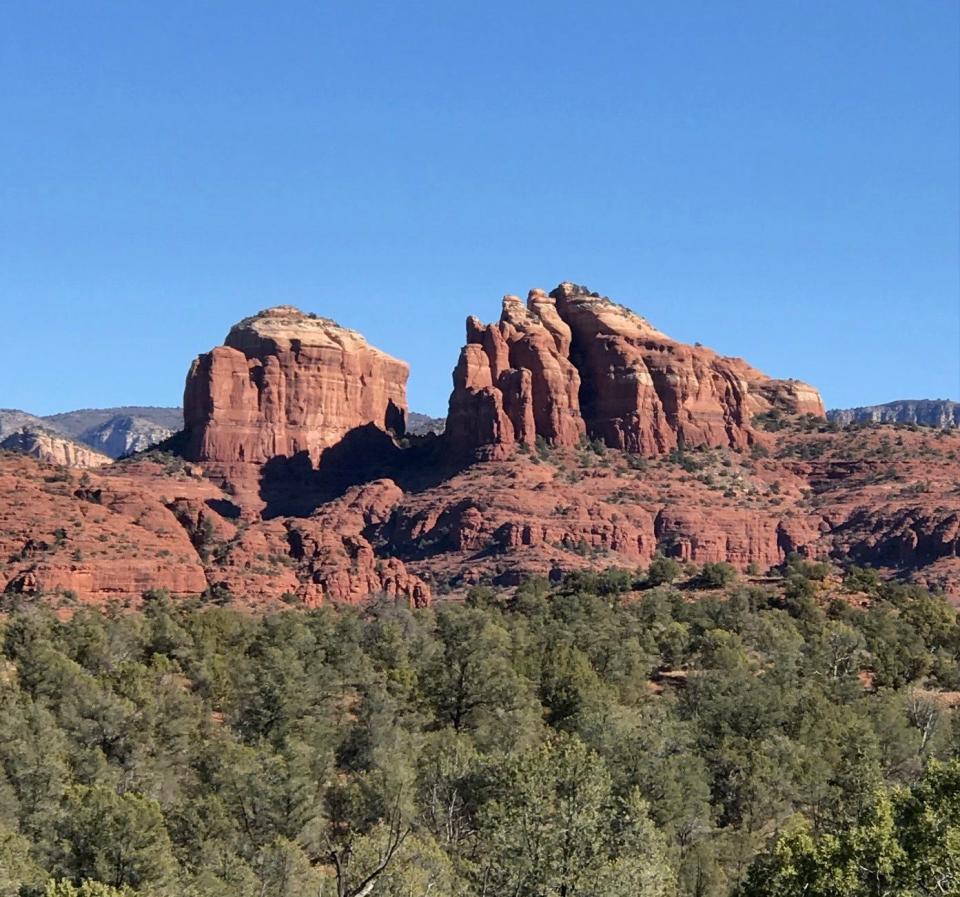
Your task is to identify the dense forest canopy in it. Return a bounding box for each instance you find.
[0,558,958,896]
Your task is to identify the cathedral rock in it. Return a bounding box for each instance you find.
[446,283,824,460]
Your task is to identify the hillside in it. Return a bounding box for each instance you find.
[42,405,184,437]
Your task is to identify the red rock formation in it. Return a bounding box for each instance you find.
[2,418,959,606]
[286,480,429,607]
[446,292,585,459]
[447,283,825,460]
[0,455,214,605]
[384,427,960,597]
[5,286,959,612]
[183,306,408,499]
[0,454,430,609]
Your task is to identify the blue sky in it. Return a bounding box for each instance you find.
[1,1,957,417]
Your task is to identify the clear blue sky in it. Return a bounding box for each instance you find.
[1,1,957,417]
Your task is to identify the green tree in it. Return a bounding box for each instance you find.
[252,837,328,897]
[56,785,178,893]
[842,565,881,596]
[475,734,674,896]
[539,643,612,735]
[896,759,960,893]
[0,824,44,896]
[475,735,611,896]
[699,563,738,589]
[647,555,681,587]
[581,790,675,897]
[739,760,960,897]
[0,691,68,847]
[739,797,904,896]
[422,606,536,748]
[44,882,132,897]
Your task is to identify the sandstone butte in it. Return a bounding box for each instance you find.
[1,284,958,610]
[447,283,824,460]
[182,304,409,503]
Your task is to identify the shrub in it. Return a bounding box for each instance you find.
[843,565,882,595]
[646,554,681,586]
[699,562,738,589]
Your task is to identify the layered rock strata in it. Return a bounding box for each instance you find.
[1,428,113,469]
[447,283,825,460]
[182,306,408,498]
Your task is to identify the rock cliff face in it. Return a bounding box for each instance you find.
[182,306,408,498]
[5,284,957,610]
[828,400,960,429]
[1,428,113,469]
[447,290,584,459]
[447,283,825,460]
[79,415,174,457]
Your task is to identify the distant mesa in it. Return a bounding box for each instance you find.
[0,406,181,461]
[42,405,183,440]
[827,399,959,429]
[407,412,445,436]
[0,409,48,441]
[77,414,176,458]
[0,427,112,469]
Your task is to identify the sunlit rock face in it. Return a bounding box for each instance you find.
[182,305,408,498]
[447,282,824,460]
[0,427,113,469]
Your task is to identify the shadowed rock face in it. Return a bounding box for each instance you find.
[447,283,825,460]
[182,306,409,500]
